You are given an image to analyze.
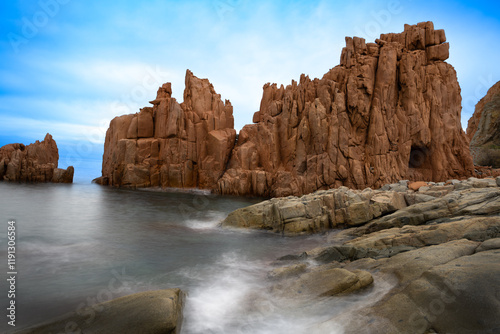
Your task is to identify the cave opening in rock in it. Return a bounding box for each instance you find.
[408,145,430,168]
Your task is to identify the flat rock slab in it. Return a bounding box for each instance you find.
[15,289,185,334]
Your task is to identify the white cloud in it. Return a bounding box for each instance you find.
[1,115,107,144]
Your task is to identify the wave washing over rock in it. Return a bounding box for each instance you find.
[0,133,74,183]
[96,21,477,196]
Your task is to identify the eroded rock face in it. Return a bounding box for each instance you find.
[218,21,473,197]
[100,70,235,188]
[467,81,500,168]
[0,133,74,183]
[100,22,474,194]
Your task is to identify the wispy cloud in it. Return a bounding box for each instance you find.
[1,0,500,181]
[1,115,106,144]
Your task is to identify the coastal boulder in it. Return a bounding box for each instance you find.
[15,289,185,334]
[271,268,373,299]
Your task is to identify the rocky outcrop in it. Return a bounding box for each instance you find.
[0,133,74,183]
[217,21,474,197]
[15,289,185,334]
[221,177,500,235]
[271,267,373,299]
[221,182,408,235]
[261,179,500,333]
[467,81,500,168]
[97,70,235,189]
[99,22,475,196]
[334,241,500,334]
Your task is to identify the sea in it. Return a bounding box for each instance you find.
[0,161,392,333]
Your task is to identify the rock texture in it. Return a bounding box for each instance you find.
[0,133,74,183]
[98,70,235,188]
[263,179,500,333]
[15,289,185,334]
[221,177,500,235]
[467,81,500,168]
[217,21,473,196]
[99,22,475,195]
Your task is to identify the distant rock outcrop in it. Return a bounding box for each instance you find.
[467,81,500,168]
[0,133,74,183]
[99,22,475,196]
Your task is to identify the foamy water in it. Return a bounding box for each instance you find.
[181,252,396,334]
[0,183,392,333]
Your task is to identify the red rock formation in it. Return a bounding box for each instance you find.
[0,133,74,183]
[99,22,475,196]
[99,70,235,188]
[217,22,474,196]
[467,81,500,168]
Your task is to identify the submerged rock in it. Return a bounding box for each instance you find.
[340,246,500,334]
[269,184,500,333]
[15,289,185,334]
[271,268,373,299]
[0,133,74,183]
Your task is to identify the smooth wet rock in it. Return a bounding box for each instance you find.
[344,249,500,334]
[267,263,307,281]
[15,289,185,334]
[272,268,373,299]
[376,239,479,283]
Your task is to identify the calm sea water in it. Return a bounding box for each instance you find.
[0,182,391,333]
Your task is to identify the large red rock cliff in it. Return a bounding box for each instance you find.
[99,70,235,188]
[218,21,474,196]
[99,22,475,196]
[0,133,74,183]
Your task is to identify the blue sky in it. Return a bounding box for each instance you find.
[1,0,500,183]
